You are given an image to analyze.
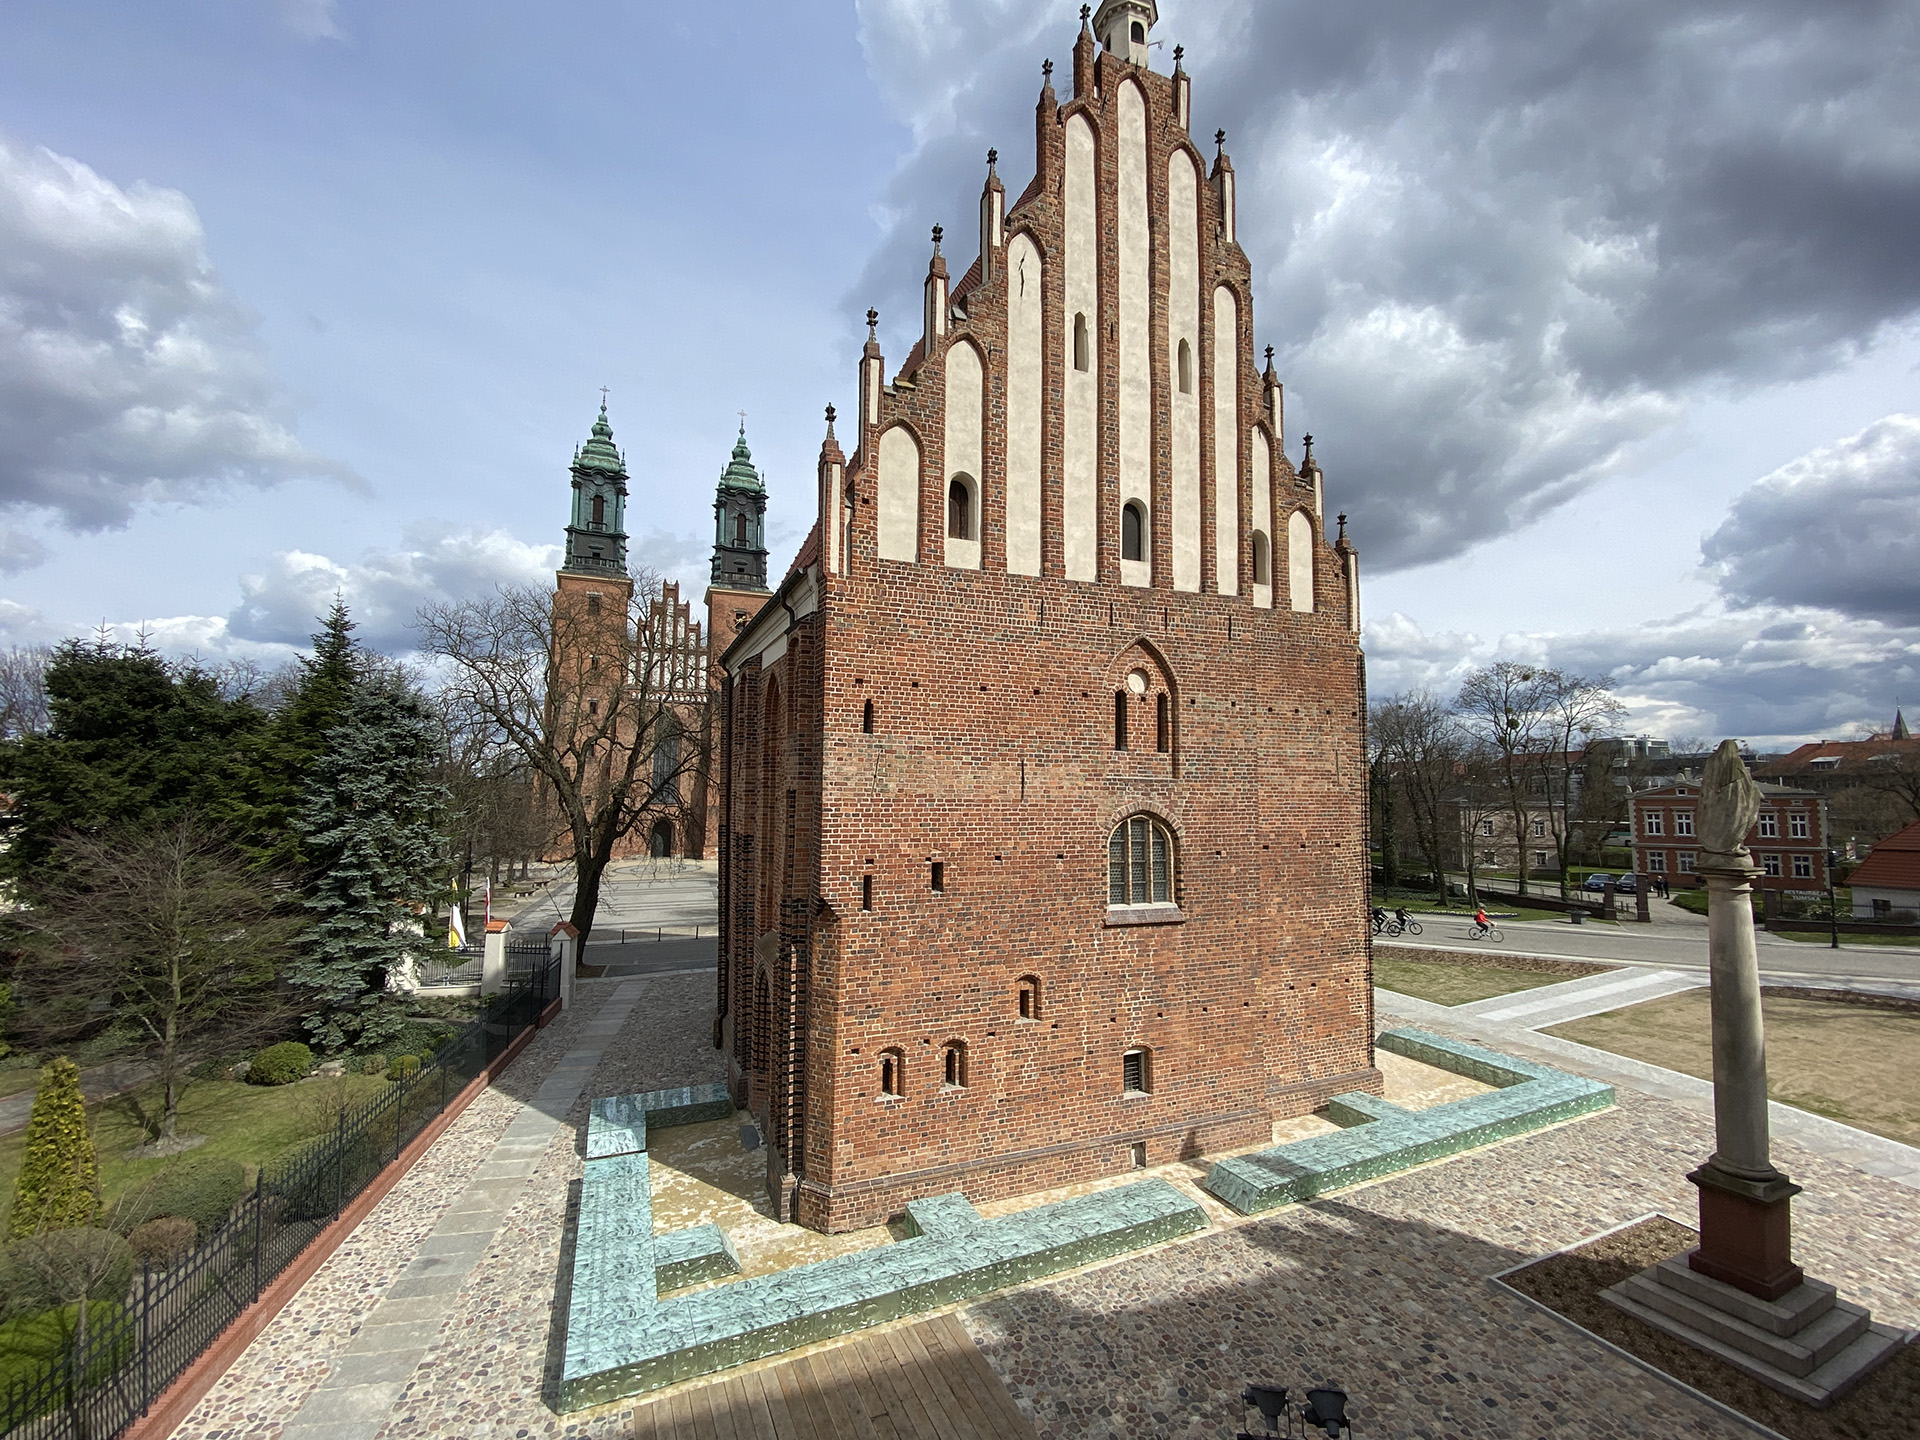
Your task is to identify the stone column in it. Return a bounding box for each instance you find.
[481,919,509,997]
[1688,742,1802,1299]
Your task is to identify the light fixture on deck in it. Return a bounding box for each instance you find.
[1237,1384,1290,1439]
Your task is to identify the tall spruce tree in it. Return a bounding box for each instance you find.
[7,1059,99,1238]
[260,598,364,870]
[291,684,448,1051]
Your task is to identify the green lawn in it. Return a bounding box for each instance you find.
[0,1073,388,1232]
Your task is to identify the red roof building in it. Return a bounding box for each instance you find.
[1629,781,1829,891]
[1847,818,1920,919]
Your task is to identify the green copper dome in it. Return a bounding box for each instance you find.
[718,427,764,493]
[573,405,627,477]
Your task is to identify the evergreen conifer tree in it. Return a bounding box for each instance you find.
[260,598,364,870]
[7,1058,100,1238]
[290,684,448,1051]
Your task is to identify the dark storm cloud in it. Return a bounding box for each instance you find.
[854,0,1920,570]
[1703,415,1920,626]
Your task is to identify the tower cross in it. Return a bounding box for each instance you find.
[599,386,609,408]
[738,409,748,434]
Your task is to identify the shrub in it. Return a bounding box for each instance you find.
[0,1300,131,1402]
[7,1059,99,1239]
[126,1217,197,1269]
[386,1054,421,1082]
[248,1041,314,1086]
[116,1156,247,1241]
[0,1229,133,1319]
[361,1056,388,1076]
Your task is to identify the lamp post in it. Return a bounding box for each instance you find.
[1827,847,1840,950]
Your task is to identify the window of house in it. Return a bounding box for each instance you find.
[1531,819,1545,838]
[1480,849,1498,865]
[942,1042,968,1088]
[1109,815,1174,907]
[1875,898,1892,918]
[1674,811,1695,837]
[1017,975,1042,1020]
[1251,530,1270,585]
[1678,852,1697,874]
[1114,691,1129,750]
[1792,854,1813,879]
[1122,501,1146,562]
[1122,1048,1151,1095]
[861,874,873,911]
[1177,338,1192,394]
[1156,693,1170,754]
[1533,850,1550,868]
[948,477,974,540]
[1648,851,1667,872]
[1789,813,1810,839]
[1645,810,1663,836]
[1758,813,1778,838]
[1073,312,1090,371]
[880,1049,905,1098]
[930,860,946,893]
[1762,853,1781,876]
[1480,819,1496,837]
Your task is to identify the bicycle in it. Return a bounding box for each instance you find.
[1395,910,1423,937]
[1467,920,1504,943]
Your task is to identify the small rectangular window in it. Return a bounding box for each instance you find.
[1122,1049,1149,1095]
[930,861,945,893]
[1114,691,1128,750]
[1531,820,1545,838]
[1762,853,1782,876]
[1648,851,1667,873]
[1792,854,1813,879]
[1533,850,1550,868]
[1678,852,1697,874]
[1481,819,1495,837]
[1156,693,1169,753]
[1645,811,1663,836]
[1130,1141,1147,1169]
[1758,814,1777,838]
[861,874,873,911]
[1674,811,1695,837]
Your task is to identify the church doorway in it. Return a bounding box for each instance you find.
[649,819,675,858]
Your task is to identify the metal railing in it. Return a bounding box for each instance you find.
[0,951,562,1440]
[416,942,486,989]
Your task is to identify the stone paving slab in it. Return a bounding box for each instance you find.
[1458,966,1706,1027]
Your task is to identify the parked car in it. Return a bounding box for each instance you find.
[1582,874,1613,892]
[1615,873,1638,894]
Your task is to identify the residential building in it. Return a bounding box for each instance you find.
[1846,817,1920,919]
[1629,780,1830,891]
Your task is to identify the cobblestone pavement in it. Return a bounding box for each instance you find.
[178,971,1919,1440]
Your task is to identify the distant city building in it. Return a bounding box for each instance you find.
[1629,780,1829,891]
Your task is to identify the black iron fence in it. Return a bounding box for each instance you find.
[0,949,562,1440]
[417,940,486,989]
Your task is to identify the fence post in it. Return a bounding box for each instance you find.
[141,1257,151,1410]
[253,1172,264,1301]
[481,919,509,996]
[334,1109,346,1218]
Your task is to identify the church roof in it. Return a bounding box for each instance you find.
[718,427,765,493]
[573,405,627,478]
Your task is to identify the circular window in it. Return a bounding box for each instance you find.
[1126,669,1149,695]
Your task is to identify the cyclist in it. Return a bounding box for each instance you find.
[1370,906,1388,933]
[1394,906,1412,929]
[1473,905,1489,930]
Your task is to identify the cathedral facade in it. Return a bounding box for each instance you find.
[715,2,1377,1233]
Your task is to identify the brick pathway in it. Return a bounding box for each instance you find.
[175,971,1918,1440]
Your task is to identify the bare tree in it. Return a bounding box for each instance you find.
[1538,672,1627,896]
[1454,743,1508,906]
[1370,690,1466,902]
[9,821,295,1144]
[0,643,52,739]
[1454,662,1555,895]
[415,574,707,943]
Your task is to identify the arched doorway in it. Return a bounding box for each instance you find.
[649,818,674,858]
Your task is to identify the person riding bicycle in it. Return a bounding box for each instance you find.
[1395,906,1412,927]
[1370,905,1387,928]
[1474,905,1489,929]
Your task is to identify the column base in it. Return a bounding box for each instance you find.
[1687,1159,1803,1300]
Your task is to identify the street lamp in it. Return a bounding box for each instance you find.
[1827,847,1841,950]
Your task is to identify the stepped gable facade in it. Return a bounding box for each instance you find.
[714,2,1377,1233]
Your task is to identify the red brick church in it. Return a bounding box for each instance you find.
[714,1,1377,1232]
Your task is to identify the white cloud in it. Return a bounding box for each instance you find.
[277,0,343,41]
[1703,415,1920,626]
[0,135,353,568]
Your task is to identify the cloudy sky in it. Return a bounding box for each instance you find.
[2,0,1915,747]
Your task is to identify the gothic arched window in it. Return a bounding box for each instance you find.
[1108,815,1174,907]
[734,512,748,546]
[947,476,974,540]
[1122,501,1146,562]
[1177,338,1192,395]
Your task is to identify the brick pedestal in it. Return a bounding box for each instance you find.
[1687,1160,1803,1300]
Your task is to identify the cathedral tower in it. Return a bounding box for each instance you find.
[563,405,629,576]
[710,424,770,591]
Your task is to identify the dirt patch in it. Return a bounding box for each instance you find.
[1375,943,1614,978]
[1373,949,1614,1007]
[1546,990,1920,1147]
[1500,1216,1920,1439]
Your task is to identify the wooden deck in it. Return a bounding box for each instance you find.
[630,1312,1039,1439]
